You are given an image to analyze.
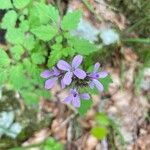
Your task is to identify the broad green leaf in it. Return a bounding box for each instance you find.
[0,0,13,9]
[78,99,93,116]
[61,10,82,30]
[31,52,45,64]
[6,28,24,44]
[96,113,110,126]
[91,127,107,140]
[34,3,59,24]
[10,45,24,61]
[0,69,8,85]
[13,0,31,9]
[21,91,39,105]
[9,65,27,89]
[68,37,98,55]
[31,25,57,41]
[48,49,62,67]
[23,34,35,50]
[0,48,10,67]
[1,10,17,29]
[99,75,113,92]
[48,5,59,23]
[19,20,29,32]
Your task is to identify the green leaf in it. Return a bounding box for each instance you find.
[61,10,82,30]
[91,127,107,140]
[96,113,110,126]
[0,48,10,67]
[0,0,13,9]
[1,10,17,30]
[68,37,98,55]
[48,49,62,67]
[31,25,57,41]
[31,52,45,64]
[19,20,29,32]
[34,3,59,24]
[0,68,8,85]
[78,99,93,116]
[48,5,59,23]
[6,28,24,44]
[21,91,39,105]
[10,45,24,61]
[9,65,27,89]
[13,0,31,9]
[99,75,113,92]
[23,34,35,51]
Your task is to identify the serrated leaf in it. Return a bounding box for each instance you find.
[31,25,57,41]
[31,52,45,64]
[0,48,10,67]
[9,65,27,89]
[1,10,17,30]
[48,49,62,67]
[0,68,8,85]
[13,0,31,9]
[23,34,35,50]
[21,91,39,105]
[6,28,24,44]
[34,3,59,24]
[78,99,93,116]
[91,127,107,140]
[68,37,98,55]
[10,45,24,61]
[61,10,82,30]
[0,0,13,10]
[19,20,29,32]
[99,75,113,92]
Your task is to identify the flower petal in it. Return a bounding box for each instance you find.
[72,96,80,108]
[61,79,66,89]
[57,60,71,71]
[93,79,104,92]
[40,70,53,78]
[63,95,72,104]
[80,93,90,100]
[72,55,83,69]
[63,71,73,85]
[74,68,86,79]
[45,77,57,89]
[94,62,100,73]
[53,67,60,76]
[89,81,95,89]
[98,71,108,78]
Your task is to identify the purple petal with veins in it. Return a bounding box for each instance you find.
[57,60,71,71]
[63,95,72,104]
[80,93,90,100]
[74,68,86,79]
[63,71,73,85]
[98,71,108,78]
[72,96,80,107]
[94,62,100,73]
[72,55,83,69]
[45,77,57,89]
[93,79,104,92]
[41,70,53,78]
[89,81,95,89]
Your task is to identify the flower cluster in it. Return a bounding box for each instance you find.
[41,55,108,108]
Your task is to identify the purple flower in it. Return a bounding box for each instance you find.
[41,67,65,89]
[88,63,108,92]
[63,89,90,108]
[57,55,86,86]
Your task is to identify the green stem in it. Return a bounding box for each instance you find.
[81,0,103,22]
[123,38,150,44]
